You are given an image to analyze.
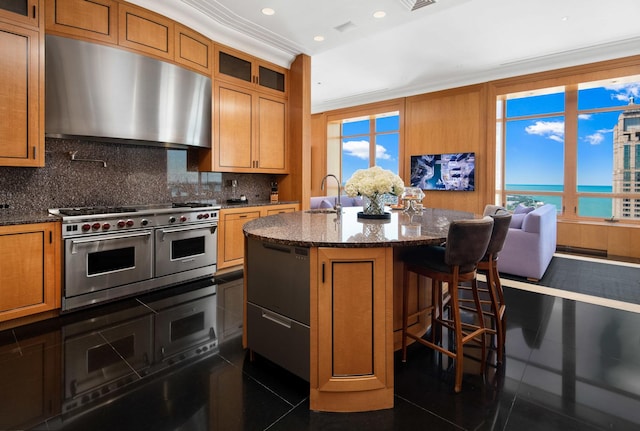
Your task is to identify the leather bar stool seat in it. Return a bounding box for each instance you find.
[458,206,511,364]
[401,216,494,393]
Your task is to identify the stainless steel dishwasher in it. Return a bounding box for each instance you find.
[246,237,310,380]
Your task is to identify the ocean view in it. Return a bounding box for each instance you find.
[505,184,613,218]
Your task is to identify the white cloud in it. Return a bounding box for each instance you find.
[584,128,613,145]
[604,82,640,103]
[343,141,394,161]
[585,133,604,145]
[376,144,392,160]
[343,140,369,159]
[525,120,565,142]
[578,114,592,120]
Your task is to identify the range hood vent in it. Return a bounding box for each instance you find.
[45,35,211,149]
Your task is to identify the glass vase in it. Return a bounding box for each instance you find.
[363,194,385,216]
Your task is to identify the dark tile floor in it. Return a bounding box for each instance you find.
[1,273,639,431]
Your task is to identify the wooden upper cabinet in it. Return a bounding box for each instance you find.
[118,2,173,60]
[0,0,39,27]
[175,23,212,75]
[44,0,117,44]
[0,16,44,167]
[215,44,287,97]
[257,94,287,172]
[215,82,253,171]
[195,81,287,173]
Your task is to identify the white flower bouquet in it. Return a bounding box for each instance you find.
[344,166,405,198]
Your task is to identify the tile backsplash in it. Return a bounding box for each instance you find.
[0,138,277,212]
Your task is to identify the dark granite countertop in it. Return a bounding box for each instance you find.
[0,201,299,226]
[243,206,476,248]
[220,200,298,210]
[0,210,60,227]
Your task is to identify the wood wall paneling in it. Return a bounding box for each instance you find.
[405,85,488,214]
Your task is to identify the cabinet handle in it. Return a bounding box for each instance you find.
[49,231,52,244]
[239,215,248,218]
[33,146,37,159]
[261,310,291,328]
[322,263,325,283]
[32,5,36,19]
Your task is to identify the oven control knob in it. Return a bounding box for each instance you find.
[126,219,134,227]
[92,222,101,230]
[180,216,187,222]
[169,216,176,223]
[203,213,210,219]
[197,213,204,220]
[82,223,91,232]
[102,223,111,230]
[117,220,126,228]
[141,219,149,226]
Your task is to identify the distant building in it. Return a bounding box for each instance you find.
[612,98,640,219]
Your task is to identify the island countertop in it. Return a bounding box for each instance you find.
[243,206,476,248]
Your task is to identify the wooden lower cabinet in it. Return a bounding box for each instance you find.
[0,222,61,322]
[218,208,261,270]
[217,204,298,270]
[311,247,394,412]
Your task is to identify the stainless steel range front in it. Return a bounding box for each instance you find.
[50,203,220,311]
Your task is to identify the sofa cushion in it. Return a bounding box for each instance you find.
[319,199,334,209]
[510,213,526,229]
[514,204,535,214]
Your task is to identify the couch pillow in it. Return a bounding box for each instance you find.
[509,213,526,229]
[319,199,334,209]
[514,204,535,214]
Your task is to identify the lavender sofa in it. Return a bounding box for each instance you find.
[310,196,363,209]
[497,204,557,281]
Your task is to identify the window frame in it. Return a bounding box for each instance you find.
[325,101,405,192]
[497,78,640,223]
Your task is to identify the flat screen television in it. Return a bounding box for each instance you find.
[410,153,475,191]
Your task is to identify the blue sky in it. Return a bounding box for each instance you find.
[505,80,640,187]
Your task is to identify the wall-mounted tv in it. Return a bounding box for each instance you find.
[410,153,475,191]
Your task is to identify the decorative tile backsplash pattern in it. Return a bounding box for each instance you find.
[0,138,276,212]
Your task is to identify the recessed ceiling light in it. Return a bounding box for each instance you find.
[373,11,386,19]
[561,16,569,21]
[314,35,325,42]
[262,8,275,16]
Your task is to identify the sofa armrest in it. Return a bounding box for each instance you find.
[522,204,556,234]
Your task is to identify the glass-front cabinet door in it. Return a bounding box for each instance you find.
[216,44,287,96]
[0,0,39,27]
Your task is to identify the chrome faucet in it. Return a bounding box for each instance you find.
[321,174,342,213]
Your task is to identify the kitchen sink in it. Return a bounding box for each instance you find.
[304,209,337,214]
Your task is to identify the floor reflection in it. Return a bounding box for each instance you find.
[0,270,639,430]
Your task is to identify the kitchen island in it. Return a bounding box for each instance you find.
[242,206,475,412]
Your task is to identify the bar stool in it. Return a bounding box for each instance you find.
[401,216,494,393]
[459,206,512,365]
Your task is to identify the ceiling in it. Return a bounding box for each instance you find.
[131,0,640,113]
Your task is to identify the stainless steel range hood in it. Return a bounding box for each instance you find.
[45,35,211,149]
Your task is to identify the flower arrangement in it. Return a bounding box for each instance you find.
[344,166,405,217]
[344,166,405,198]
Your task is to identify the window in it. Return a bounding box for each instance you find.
[327,111,400,188]
[498,75,640,221]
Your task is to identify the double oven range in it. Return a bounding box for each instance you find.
[50,203,220,312]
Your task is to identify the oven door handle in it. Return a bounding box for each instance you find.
[157,224,217,242]
[70,231,152,254]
